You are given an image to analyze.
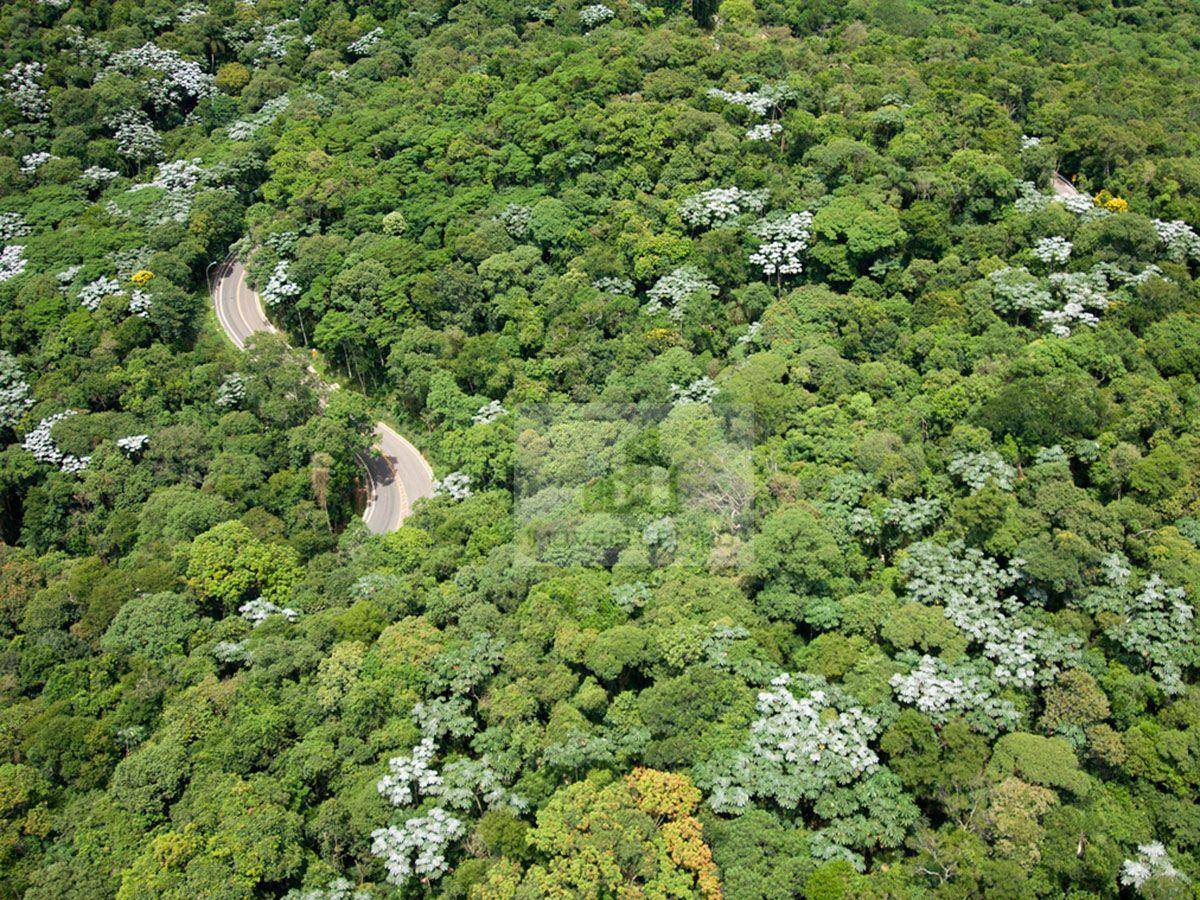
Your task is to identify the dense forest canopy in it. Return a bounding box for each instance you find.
[2,0,1200,896]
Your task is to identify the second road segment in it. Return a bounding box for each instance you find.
[213,258,433,533]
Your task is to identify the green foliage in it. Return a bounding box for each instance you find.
[748,502,859,600]
[116,773,303,898]
[110,741,189,822]
[186,520,302,613]
[988,733,1091,797]
[3,0,1200,894]
[100,592,199,660]
[475,768,721,898]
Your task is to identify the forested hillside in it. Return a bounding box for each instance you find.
[3,0,1200,896]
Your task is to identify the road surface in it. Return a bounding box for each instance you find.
[212,258,433,533]
[1051,171,1085,199]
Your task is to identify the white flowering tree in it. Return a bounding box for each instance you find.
[216,373,247,409]
[22,411,90,473]
[890,654,1019,736]
[988,265,1053,319]
[881,497,943,537]
[749,211,813,293]
[433,471,472,500]
[377,739,442,806]
[1030,445,1068,468]
[53,267,80,299]
[708,82,795,117]
[0,350,34,430]
[851,497,944,554]
[498,203,532,239]
[228,96,290,141]
[1013,180,1053,214]
[101,43,216,113]
[670,376,718,405]
[678,186,767,229]
[1032,235,1072,267]
[988,262,1129,338]
[256,21,301,63]
[286,877,373,900]
[738,321,762,346]
[0,213,29,244]
[901,541,1081,688]
[113,244,149,276]
[579,4,615,29]
[1013,180,1106,219]
[80,166,120,190]
[592,275,634,296]
[3,62,48,121]
[129,290,153,318]
[371,809,465,884]
[413,697,475,741]
[708,82,795,150]
[19,153,55,176]
[1083,557,1197,695]
[703,674,881,812]
[116,434,149,455]
[644,265,717,319]
[745,122,783,142]
[1121,843,1189,893]
[700,673,916,867]
[991,186,1184,337]
[948,450,1015,493]
[1041,270,1109,336]
[107,110,163,171]
[347,27,385,55]
[261,260,301,307]
[0,245,27,284]
[371,710,523,885]
[1151,218,1200,263]
[77,276,124,311]
[472,399,508,424]
[124,158,211,223]
[611,580,650,613]
[212,640,250,666]
[238,597,301,626]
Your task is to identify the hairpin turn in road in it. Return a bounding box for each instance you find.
[212,258,433,532]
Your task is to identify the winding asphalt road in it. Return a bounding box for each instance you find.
[213,258,434,533]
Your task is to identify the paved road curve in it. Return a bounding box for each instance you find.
[212,258,434,532]
[1051,170,1085,200]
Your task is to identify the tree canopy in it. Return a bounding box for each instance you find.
[2,0,1200,896]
